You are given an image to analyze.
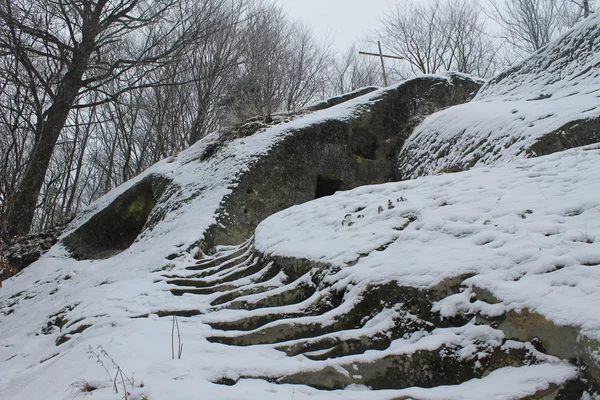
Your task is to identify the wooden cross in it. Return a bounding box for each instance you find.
[359,41,405,87]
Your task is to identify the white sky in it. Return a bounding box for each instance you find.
[275,0,393,52]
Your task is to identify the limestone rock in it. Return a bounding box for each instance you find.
[59,73,481,259]
[397,13,600,178]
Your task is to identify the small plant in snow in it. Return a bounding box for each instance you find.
[171,315,183,360]
[87,345,141,400]
[67,378,100,398]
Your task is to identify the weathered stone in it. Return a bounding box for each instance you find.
[62,174,171,259]
[499,309,600,386]
[472,284,600,388]
[304,86,378,112]
[0,223,65,284]
[189,243,598,396]
[55,75,480,261]
[201,74,481,250]
[528,118,600,157]
[397,15,600,179]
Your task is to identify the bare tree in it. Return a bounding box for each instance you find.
[443,0,501,77]
[563,0,595,24]
[0,0,190,236]
[0,60,35,235]
[36,102,97,227]
[485,0,583,56]
[565,0,595,20]
[0,0,337,234]
[171,0,248,144]
[326,43,381,96]
[382,0,451,75]
[281,22,332,111]
[222,2,332,123]
[223,2,290,121]
[381,0,499,77]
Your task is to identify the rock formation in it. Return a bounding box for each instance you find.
[61,73,481,259]
[397,12,600,178]
[2,15,600,400]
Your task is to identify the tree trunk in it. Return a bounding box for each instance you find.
[65,127,90,217]
[584,0,590,18]
[6,70,84,235]
[7,106,70,235]
[189,107,208,145]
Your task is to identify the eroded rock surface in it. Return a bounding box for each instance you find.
[0,224,65,284]
[397,13,600,178]
[57,73,482,259]
[161,239,597,397]
[200,74,481,249]
[62,174,171,259]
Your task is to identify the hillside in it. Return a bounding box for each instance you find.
[1,14,600,400]
[2,144,599,400]
[397,12,600,178]
[0,74,486,400]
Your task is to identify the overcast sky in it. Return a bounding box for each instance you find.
[275,0,393,52]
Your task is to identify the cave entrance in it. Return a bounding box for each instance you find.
[62,175,171,260]
[351,128,378,160]
[315,175,342,199]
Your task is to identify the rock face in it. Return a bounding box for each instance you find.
[3,144,599,400]
[5,17,600,398]
[198,74,481,249]
[0,224,65,284]
[164,238,593,397]
[397,12,600,178]
[62,174,171,259]
[243,146,600,394]
[58,73,481,259]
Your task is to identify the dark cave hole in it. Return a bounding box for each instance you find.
[352,134,378,160]
[315,175,343,199]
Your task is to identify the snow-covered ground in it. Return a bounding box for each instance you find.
[2,14,600,396]
[258,145,600,339]
[398,12,600,177]
[1,141,599,399]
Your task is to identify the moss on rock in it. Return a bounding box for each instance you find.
[62,174,171,260]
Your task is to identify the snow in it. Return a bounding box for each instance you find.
[2,74,548,400]
[257,145,600,341]
[0,27,598,396]
[398,12,600,177]
[0,144,596,398]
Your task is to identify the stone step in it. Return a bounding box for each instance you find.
[161,238,596,398]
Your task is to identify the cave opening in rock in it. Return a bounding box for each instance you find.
[62,175,171,260]
[351,130,378,160]
[315,175,342,199]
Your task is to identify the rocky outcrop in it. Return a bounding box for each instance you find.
[2,57,600,399]
[58,73,482,259]
[0,224,65,284]
[162,240,597,397]
[5,13,600,400]
[200,73,481,250]
[62,174,171,259]
[397,13,600,178]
